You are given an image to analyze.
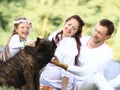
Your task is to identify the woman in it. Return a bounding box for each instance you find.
[39,15,84,90]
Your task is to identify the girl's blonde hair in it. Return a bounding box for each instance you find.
[12,17,32,35]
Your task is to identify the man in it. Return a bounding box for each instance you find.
[51,19,115,90]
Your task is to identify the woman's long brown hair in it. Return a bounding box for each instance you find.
[55,15,84,65]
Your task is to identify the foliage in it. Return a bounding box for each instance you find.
[0,0,120,60]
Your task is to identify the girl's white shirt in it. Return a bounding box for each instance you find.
[40,30,78,90]
[8,34,31,59]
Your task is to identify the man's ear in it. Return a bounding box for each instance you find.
[105,35,111,40]
[24,46,35,56]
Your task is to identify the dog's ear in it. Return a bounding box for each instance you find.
[24,46,35,56]
[52,38,57,49]
[35,37,41,47]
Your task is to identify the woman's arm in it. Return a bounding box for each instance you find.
[62,76,68,90]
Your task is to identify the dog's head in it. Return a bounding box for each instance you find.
[24,37,56,64]
[35,37,56,64]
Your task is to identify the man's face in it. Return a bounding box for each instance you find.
[91,23,110,44]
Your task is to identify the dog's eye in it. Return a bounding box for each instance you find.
[37,48,44,52]
[37,45,48,52]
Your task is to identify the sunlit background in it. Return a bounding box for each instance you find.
[0,0,120,60]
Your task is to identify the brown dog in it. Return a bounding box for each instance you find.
[0,37,56,90]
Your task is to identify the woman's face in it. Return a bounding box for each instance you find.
[63,18,79,37]
[15,23,31,41]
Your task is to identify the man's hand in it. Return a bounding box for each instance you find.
[50,56,61,66]
[50,56,68,70]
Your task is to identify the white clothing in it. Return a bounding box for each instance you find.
[108,74,120,89]
[66,36,114,90]
[9,34,30,58]
[0,34,31,61]
[40,30,78,90]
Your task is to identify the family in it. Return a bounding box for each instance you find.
[0,15,119,90]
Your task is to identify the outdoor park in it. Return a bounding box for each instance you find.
[0,0,120,60]
[0,0,120,90]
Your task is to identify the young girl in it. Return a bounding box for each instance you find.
[0,17,33,63]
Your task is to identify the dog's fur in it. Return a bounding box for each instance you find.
[0,37,56,90]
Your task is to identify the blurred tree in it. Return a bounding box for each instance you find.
[0,12,8,31]
[0,0,120,60]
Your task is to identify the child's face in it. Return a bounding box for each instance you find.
[15,23,31,41]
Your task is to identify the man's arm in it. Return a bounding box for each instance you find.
[50,56,68,70]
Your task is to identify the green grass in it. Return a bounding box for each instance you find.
[0,86,26,90]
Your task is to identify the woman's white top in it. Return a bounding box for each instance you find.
[40,30,78,90]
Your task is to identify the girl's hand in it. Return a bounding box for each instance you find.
[26,41,35,47]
